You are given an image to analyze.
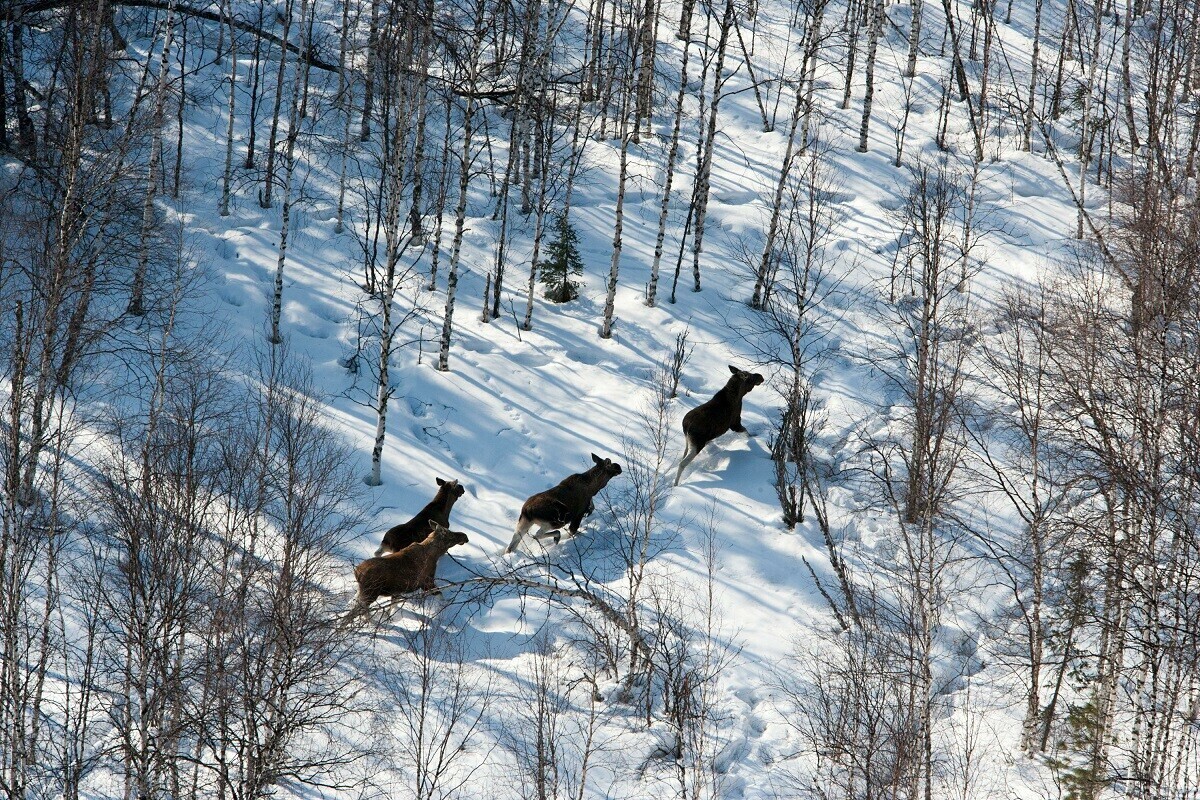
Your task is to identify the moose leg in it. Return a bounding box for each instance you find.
[529,521,562,544]
[340,590,373,627]
[505,517,535,554]
[564,514,587,541]
[675,438,701,486]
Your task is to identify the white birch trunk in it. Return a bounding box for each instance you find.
[858,1,883,153]
[130,6,176,316]
[219,1,237,217]
[796,2,826,155]
[438,98,476,371]
[647,33,690,307]
[1023,0,1043,151]
[260,0,294,209]
[270,0,308,344]
[904,0,922,78]
[367,283,392,486]
[689,0,735,294]
[333,0,353,233]
[600,121,632,339]
[1076,6,1103,239]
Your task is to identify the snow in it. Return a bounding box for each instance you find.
[6,0,1112,795]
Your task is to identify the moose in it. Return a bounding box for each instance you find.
[675,365,765,485]
[505,453,623,554]
[375,477,466,557]
[344,523,470,623]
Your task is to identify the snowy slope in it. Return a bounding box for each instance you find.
[102,0,1101,795]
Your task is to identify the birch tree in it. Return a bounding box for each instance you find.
[268,0,313,345]
[128,4,177,317]
[688,0,737,294]
[437,0,489,372]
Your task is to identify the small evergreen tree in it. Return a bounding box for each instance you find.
[538,210,584,302]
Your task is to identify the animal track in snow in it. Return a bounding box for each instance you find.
[408,397,432,418]
[219,289,245,307]
[292,322,329,339]
[510,350,552,368]
[459,337,495,354]
[716,188,759,205]
[564,348,600,365]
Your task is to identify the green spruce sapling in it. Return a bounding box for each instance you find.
[538,210,584,303]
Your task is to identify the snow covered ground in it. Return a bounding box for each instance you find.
[20,0,1109,795]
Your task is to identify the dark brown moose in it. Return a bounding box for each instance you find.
[675,365,765,485]
[375,477,465,557]
[344,523,469,623]
[505,453,623,554]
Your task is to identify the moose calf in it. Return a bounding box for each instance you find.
[675,365,765,485]
[505,453,623,554]
[345,522,470,623]
[375,477,466,557]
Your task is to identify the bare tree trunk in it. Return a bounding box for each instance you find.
[219,0,237,216]
[1120,5,1141,152]
[129,2,177,317]
[172,18,186,199]
[427,103,454,292]
[689,0,736,294]
[243,5,264,167]
[437,80,479,370]
[647,34,691,307]
[1076,3,1104,239]
[635,0,659,137]
[269,0,309,345]
[841,0,863,110]
[904,0,923,77]
[333,0,355,233]
[938,0,984,161]
[857,0,883,152]
[260,0,294,208]
[360,0,380,140]
[9,21,36,153]
[796,1,828,159]
[408,10,433,243]
[678,0,696,40]
[1023,0,1043,151]
[753,0,827,308]
[600,120,632,339]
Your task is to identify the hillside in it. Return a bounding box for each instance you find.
[3,1,1199,799]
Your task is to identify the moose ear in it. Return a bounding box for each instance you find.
[728,365,739,375]
[436,477,446,486]
[592,453,603,464]
[429,520,442,531]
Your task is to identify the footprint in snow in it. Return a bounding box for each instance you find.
[716,188,759,205]
[408,397,431,418]
[459,338,495,355]
[292,323,329,340]
[821,190,856,204]
[500,403,534,439]
[511,350,553,368]
[565,348,600,365]
[313,304,343,323]
[219,289,245,307]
